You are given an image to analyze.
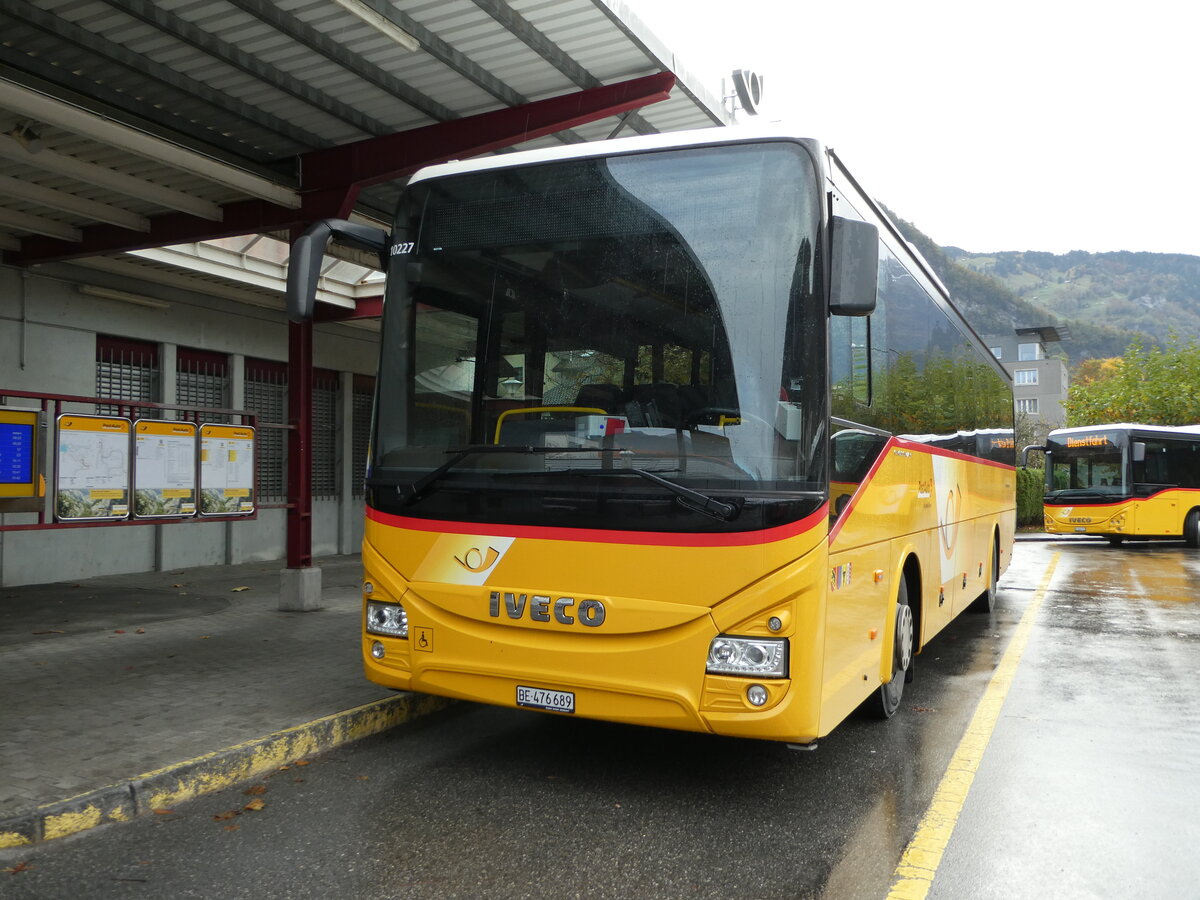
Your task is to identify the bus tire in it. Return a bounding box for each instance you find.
[873,579,913,720]
[1185,509,1200,548]
[969,535,999,614]
[1105,535,1125,546]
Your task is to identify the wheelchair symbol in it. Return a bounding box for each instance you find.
[414,627,433,652]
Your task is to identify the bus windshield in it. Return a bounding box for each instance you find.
[370,142,826,533]
[1045,430,1127,498]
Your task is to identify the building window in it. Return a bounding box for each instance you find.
[1016,398,1040,415]
[1018,342,1042,361]
[96,336,159,415]
[177,348,229,421]
[312,369,339,500]
[990,346,1002,360]
[244,358,287,502]
[1014,368,1039,386]
[352,375,375,498]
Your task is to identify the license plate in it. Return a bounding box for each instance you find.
[516,685,575,714]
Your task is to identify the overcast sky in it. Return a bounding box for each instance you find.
[628,0,1199,257]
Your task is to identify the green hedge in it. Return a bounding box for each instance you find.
[1016,467,1044,526]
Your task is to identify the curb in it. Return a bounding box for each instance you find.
[0,692,451,849]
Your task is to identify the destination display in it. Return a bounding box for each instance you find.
[133,420,197,518]
[199,424,255,516]
[56,415,131,521]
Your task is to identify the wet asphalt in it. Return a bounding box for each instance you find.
[2,538,1198,899]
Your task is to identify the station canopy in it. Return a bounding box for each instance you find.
[0,0,728,322]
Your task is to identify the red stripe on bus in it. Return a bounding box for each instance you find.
[366,503,829,548]
[827,437,1015,545]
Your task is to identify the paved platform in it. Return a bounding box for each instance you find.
[0,555,446,847]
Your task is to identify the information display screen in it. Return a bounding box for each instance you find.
[1,422,34,485]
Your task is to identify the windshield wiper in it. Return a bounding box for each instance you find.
[503,467,740,521]
[391,444,622,507]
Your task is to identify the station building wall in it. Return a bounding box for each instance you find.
[0,263,380,587]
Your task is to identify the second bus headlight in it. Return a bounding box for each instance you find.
[706,636,788,678]
[366,600,408,638]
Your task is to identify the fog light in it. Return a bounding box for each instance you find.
[747,684,768,707]
[363,582,374,595]
[366,600,408,638]
[767,616,783,633]
[706,635,787,677]
[370,640,385,659]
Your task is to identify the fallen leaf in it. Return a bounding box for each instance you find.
[199,635,211,640]
[135,628,145,634]
[242,799,265,812]
[230,586,250,592]
[114,629,126,634]
[171,584,184,588]
[152,808,174,815]
[357,776,370,781]
[213,810,239,822]
[4,862,33,874]
[223,825,240,832]
[244,785,267,796]
[294,759,310,767]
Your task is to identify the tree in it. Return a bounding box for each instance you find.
[1065,334,1200,426]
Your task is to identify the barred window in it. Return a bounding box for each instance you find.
[177,348,229,421]
[96,336,159,415]
[244,358,287,502]
[312,369,339,500]
[352,375,375,497]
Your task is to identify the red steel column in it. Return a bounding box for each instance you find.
[286,316,313,569]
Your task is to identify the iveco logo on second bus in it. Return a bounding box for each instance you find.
[488,591,605,627]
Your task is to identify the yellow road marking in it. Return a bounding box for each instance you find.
[886,551,1060,900]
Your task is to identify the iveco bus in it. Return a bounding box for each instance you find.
[287,127,1015,745]
[1039,423,1200,546]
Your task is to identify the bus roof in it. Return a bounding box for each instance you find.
[1050,423,1200,437]
[406,125,823,186]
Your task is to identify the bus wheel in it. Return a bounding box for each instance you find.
[1185,510,1200,548]
[874,579,913,719]
[1105,535,1125,546]
[969,537,998,614]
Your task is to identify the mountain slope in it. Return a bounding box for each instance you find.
[943,248,1200,350]
[885,214,1145,361]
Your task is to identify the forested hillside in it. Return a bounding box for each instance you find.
[943,248,1200,351]
[884,212,1160,362]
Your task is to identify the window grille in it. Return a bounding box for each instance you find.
[244,358,287,502]
[1016,398,1040,415]
[177,348,229,422]
[96,336,159,416]
[352,375,375,497]
[312,369,339,500]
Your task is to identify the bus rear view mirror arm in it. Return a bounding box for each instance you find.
[829,216,878,316]
[1021,444,1047,467]
[286,218,390,322]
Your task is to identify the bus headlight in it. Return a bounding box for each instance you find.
[366,601,409,638]
[706,636,787,678]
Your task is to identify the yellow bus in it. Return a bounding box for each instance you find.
[1039,424,1200,546]
[288,128,1015,745]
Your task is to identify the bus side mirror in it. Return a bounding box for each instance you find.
[1020,444,1046,467]
[1132,441,1146,463]
[287,219,390,321]
[829,216,878,316]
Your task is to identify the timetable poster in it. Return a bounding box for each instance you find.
[133,420,197,518]
[56,415,132,521]
[199,424,255,516]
